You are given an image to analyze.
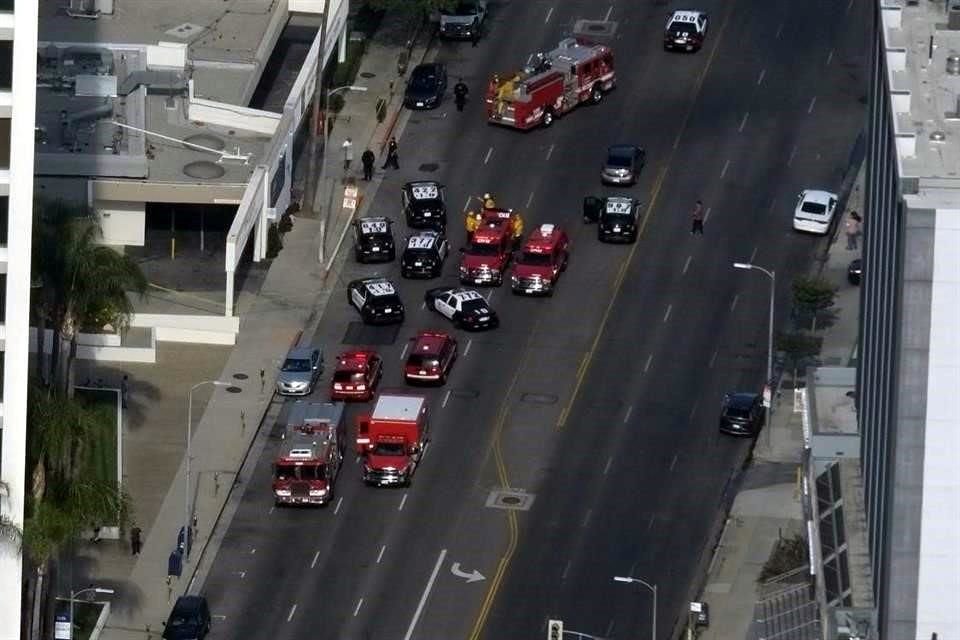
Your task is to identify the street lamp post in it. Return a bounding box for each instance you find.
[69,587,113,640]
[316,84,368,264]
[185,381,232,557]
[733,262,776,392]
[613,575,657,640]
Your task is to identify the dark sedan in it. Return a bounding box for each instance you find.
[718,392,765,436]
[404,63,447,110]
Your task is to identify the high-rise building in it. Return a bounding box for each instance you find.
[0,0,38,637]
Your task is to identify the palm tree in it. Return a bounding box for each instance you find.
[32,198,148,395]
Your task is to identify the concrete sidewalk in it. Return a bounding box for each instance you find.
[68,10,435,640]
[695,163,865,640]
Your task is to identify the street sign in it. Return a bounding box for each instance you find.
[762,384,772,408]
[54,613,71,640]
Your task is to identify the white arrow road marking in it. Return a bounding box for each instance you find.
[451,561,486,583]
[404,549,447,640]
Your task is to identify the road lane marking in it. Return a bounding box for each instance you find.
[757,68,766,85]
[826,49,834,66]
[604,5,613,21]
[644,354,653,372]
[546,143,555,160]
[400,342,409,361]
[663,304,672,323]
[846,0,854,13]
[607,620,616,636]
[405,549,448,640]
[421,301,426,310]
[604,456,613,475]
[442,390,451,408]
[624,405,633,423]
[709,349,719,368]
[775,22,784,38]
[689,399,699,420]
[704,206,712,223]
[544,6,553,22]
[484,288,494,302]
[287,604,297,622]
[354,598,364,616]
[268,506,274,514]
[787,145,798,167]
[807,96,817,114]
[730,294,739,311]
[526,191,535,208]
[750,246,758,262]
[463,196,472,212]
[249,548,256,554]
[738,112,749,132]
[377,545,386,563]
[720,159,730,178]
[648,514,655,530]
[483,147,494,164]
[682,255,692,275]
[399,493,408,511]
[464,339,472,357]
[334,496,343,514]
[311,551,320,569]
[670,454,679,472]
[582,509,593,528]
[562,560,572,580]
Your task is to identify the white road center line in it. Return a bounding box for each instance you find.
[442,390,451,408]
[807,96,817,114]
[484,288,494,301]
[689,399,699,420]
[404,549,448,640]
[647,514,655,530]
[250,547,256,554]
[603,456,614,475]
[730,294,739,311]
[787,145,798,167]
[268,506,274,514]
[670,454,678,472]
[846,0,854,13]
[738,112,749,132]
[562,559,572,580]
[720,160,730,178]
[463,196,472,212]
[546,143,555,160]
[604,5,613,21]
[704,207,712,223]
[644,354,653,372]
[420,301,426,310]
[354,598,364,616]
[464,339,472,357]
[682,255,692,275]
[311,551,320,569]
[750,246,758,263]
[526,191,535,208]
[483,147,494,164]
[709,349,719,368]
[606,620,616,636]
[544,6,553,23]
[624,405,633,423]
[399,342,409,361]
[826,49,834,66]
[757,68,766,85]
[287,604,297,622]
[334,496,343,515]
[582,509,593,528]
[377,545,386,564]
[399,493,408,511]
[663,304,672,323]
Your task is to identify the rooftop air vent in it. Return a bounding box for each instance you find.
[949,3,960,30]
[947,53,960,74]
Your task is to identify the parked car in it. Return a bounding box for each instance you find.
[162,595,211,640]
[718,392,765,436]
[276,346,323,396]
[404,63,448,110]
[792,189,838,235]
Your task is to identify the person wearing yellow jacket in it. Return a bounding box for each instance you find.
[510,210,524,241]
[465,209,482,239]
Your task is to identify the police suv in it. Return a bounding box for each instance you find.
[401,230,450,279]
[584,195,642,243]
[353,217,396,263]
[664,10,708,52]
[347,277,405,325]
[402,181,447,230]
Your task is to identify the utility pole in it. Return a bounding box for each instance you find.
[304,0,333,220]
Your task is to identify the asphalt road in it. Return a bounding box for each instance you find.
[201,0,869,639]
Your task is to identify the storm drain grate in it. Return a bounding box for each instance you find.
[418,162,440,172]
[573,20,618,38]
[342,322,400,346]
[486,489,535,511]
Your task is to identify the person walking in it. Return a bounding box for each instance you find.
[454,79,469,112]
[845,211,862,250]
[120,374,129,409]
[131,526,142,555]
[383,137,400,169]
[691,199,705,235]
[342,138,354,172]
[361,149,375,181]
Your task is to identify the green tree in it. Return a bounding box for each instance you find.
[776,332,823,382]
[32,199,148,396]
[791,276,837,332]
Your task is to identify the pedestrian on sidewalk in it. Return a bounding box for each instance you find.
[383,137,400,169]
[691,199,705,235]
[361,149,375,181]
[120,374,129,409]
[454,79,469,112]
[845,211,862,250]
[131,526,142,555]
[91,525,101,543]
[342,138,354,172]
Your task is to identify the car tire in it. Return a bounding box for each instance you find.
[542,109,555,127]
[590,85,603,104]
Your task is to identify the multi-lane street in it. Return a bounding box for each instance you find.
[202,0,868,638]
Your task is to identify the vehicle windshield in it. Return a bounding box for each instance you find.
[275,464,324,480]
[372,295,402,308]
[606,153,633,167]
[408,354,440,368]
[440,1,479,15]
[725,406,751,419]
[468,242,500,256]
[410,69,438,91]
[373,442,406,456]
[334,371,367,383]
[518,252,553,266]
[800,201,827,215]
[281,358,312,372]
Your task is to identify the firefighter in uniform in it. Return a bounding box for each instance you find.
[482,193,496,209]
[465,209,482,241]
[510,210,525,243]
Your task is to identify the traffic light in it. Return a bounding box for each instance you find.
[547,619,563,640]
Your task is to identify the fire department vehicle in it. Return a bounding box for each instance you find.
[510,224,569,296]
[331,350,383,401]
[272,401,346,506]
[486,38,615,130]
[404,330,458,385]
[460,213,514,285]
[355,393,430,487]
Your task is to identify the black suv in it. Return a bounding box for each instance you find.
[401,230,449,279]
[347,277,405,325]
[584,195,641,243]
[718,392,765,436]
[353,217,396,263]
[402,181,447,230]
[162,595,211,640]
[404,62,448,110]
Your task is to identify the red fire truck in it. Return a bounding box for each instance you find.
[355,393,429,487]
[272,401,346,506]
[486,38,615,130]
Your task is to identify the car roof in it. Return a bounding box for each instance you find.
[801,190,837,204]
[412,331,451,354]
[725,392,758,408]
[670,9,704,20]
[526,223,563,246]
[172,595,207,614]
[286,347,316,359]
[355,277,397,295]
[337,350,376,370]
[412,62,442,74]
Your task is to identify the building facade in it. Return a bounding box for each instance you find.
[0,0,38,637]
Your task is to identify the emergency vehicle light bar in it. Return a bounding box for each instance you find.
[540,224,555,235]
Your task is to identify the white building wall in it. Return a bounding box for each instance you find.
[916,209,960,639]
[0,1,39,638]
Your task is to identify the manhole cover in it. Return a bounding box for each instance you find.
[226,386,242,394]
[184,134,225,151]
[343,322,400,346]
[360,72,376,78]
[233,373,249,380]
[521,393,557,405]
[183,161,225,180]
[486,489,535,511]
[418,162,439,172]
[573,19,618,38]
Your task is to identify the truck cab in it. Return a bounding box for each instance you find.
[511,223,569,295]
[460,217,513,285]
[355,394,430,487]
[272,402,346,506]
